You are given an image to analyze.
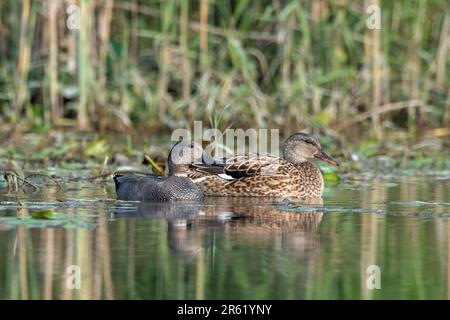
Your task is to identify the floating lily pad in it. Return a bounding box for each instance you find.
[32,209,58,220]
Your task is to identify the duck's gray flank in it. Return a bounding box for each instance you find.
[113,173,203,202]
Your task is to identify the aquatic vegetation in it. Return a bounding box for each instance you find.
[0,211,95,229]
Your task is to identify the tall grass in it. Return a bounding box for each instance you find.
[0,0,449,140]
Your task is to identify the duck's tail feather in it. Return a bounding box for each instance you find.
[113,173,125,190]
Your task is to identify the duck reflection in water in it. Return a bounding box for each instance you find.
[113,196,324,261]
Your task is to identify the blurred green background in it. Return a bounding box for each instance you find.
[0,0,449,143]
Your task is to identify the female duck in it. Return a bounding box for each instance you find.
[189,132,339,198]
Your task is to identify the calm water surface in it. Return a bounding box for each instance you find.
[0,170,449,299]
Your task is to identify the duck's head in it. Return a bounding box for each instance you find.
[168,140,204,176]
[283,132,339,166]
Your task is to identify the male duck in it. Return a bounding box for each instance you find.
[113,141,204,202]
[183,132,339,198]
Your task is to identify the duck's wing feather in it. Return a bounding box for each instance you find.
[189,153,227,176]
[192,154,283,179]
[191,163,225,175]
[223,154,283,178]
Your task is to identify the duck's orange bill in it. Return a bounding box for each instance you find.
[314,150,339,166]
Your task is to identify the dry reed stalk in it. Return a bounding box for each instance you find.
[363,0,383,139]
[66,0,77,73]
[98,0,114,73]
[98,0,114,131]
[179,0,192,106]
[77,0,93,130]
[435,13,450,92]
[48,0,60,125]
[311,0,327,23]
[14,0,31,120]
[199,0,209,70]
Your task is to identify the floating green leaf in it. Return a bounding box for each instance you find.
[32,210,58,220]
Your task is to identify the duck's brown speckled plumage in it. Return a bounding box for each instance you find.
[194,156,324,198]
[177,132,339,199]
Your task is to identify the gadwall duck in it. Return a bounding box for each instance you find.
[113,141,204,202]
[183,132,339,198]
